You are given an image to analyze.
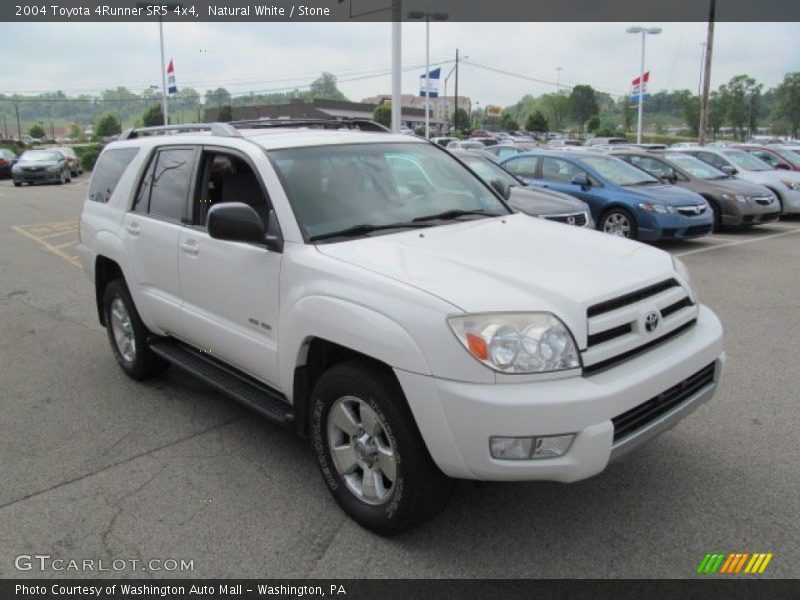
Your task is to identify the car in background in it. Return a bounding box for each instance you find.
[671,147,800,215]
[449,149,593,228]
[469,136,499,147]
[585,137,629,146]
[399,126,414,135]
[11,149,72,186]
[52,146,83,177]
[446,140,486,151]
[480,144,538,162]
[734,144,800,172]
[500,150,713,241]
[431,136,458,148]
[0,148,18,178]
[548,139,583,147]
[670,142,699,149]
[612,150,781,231]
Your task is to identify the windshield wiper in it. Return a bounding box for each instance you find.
[412,209,494,222]
[308,222,429,242]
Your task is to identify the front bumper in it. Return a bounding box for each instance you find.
[637,210,714,241]
[13,170,62,183]
[778,188,800,214]
[397,304,724,481]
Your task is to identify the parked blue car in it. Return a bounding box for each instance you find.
[500,150,713,241]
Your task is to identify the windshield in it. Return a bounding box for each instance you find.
[777,148,800,168]
[580,155,660,186]
[668,154,728,180]
[459,155,520,187]
[20,150,62,162]
[270,142,509,242]
[722,150,773,171]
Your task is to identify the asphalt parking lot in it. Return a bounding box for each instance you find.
[1,177,799,579]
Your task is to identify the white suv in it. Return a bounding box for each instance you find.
[78,120,725,534]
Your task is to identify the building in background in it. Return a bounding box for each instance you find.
[362,94,472,125]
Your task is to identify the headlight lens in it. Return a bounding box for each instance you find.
[638,203,677,214]
[448,313,580,373]
[720,193,745,203]
[672,256,698,302]
[780,179,800,191]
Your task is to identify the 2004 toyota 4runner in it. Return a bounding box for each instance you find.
[78,121,725,534]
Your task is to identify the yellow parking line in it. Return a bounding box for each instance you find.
[11,225,81,268]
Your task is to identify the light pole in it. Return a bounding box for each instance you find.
[408,10,448,139]
[626,26,661,144]
[443,51,468,127]
[137,3,180,125]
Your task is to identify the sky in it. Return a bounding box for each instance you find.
[1,21,797,106]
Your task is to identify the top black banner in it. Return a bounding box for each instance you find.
[2,0,800,22]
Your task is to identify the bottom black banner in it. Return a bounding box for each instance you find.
[2,579,799,600]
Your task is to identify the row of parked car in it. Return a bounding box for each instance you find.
[0,146,84,186]
[446,138,800,241]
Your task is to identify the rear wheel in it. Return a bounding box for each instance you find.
[707,200,722,232]
[13,181,21,187]
[599,207,638,240]
[311,359,453,535]
[102,279,169,380]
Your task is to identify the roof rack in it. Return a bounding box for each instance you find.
[118,123,241,141]
[227,118,390,133]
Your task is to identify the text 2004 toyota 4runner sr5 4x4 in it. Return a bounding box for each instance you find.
[78,121,725,534]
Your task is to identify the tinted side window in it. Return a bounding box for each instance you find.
[504,156,538,178]
[752,151,778,167]
[148,148,195,221]
[541,157,582,183]
[88,148,138,203]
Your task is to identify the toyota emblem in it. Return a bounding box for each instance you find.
[644,311,660,332]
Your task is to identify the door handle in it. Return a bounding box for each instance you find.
[180,241,199,256]
[125,223,140,236]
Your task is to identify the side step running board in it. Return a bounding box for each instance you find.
[149,338,294,427]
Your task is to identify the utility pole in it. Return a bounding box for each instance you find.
[698,42,706,96]
[698,0,715,146]
[391,0,401,133]
[15,102,22,141]
[158,16,169,125]
[454,49,459,133]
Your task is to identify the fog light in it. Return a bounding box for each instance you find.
[490,434,575,460]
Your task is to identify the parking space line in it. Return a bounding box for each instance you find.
[676,227,800,257]
[11,224,81,268]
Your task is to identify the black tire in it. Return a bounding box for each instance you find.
[102,279,169,380]
[598,207,638,240]
[56,170,65,185]
[311,359,453,535]
[707,199,722,232]
[13,181,21,187]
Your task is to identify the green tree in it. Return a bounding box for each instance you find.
[568,85,599,133]
[454,107,470,131]
[372,104,391,128]
[682,94,701,136]
[95,113,121,137]
[142,104,164,127]
[205,87,231,107]
[525,110,548,133]
[499,112,519,131]
[708,92,725,140]
[29,124,45,139]
[586,114,601,133]
[309,72,348,101]
[217,105,234,122]
[773,72,800,138]
[619,97,634,133]
[720,75,762,140]
[68,124,81,140]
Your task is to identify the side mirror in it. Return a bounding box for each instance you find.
[720,165,737,176]
[571,173,591,189]
[490,178,512,200]
[265,209,284,253]
[207,202,265,244]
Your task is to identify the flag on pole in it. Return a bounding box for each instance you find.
[630,71,650,103]
[167,60,178,95]
[419,68,441,98]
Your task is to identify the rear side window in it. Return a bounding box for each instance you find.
[88,148,138,203]
[134,148,195,221]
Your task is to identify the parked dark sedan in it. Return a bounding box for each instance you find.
[450,150,594,228]
[0,148,17,178]
[612,150,781,230]
[11,149,72,186]
[52,146,83,176]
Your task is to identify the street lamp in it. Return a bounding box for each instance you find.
[408,10,449,139]
[626,25,661,144]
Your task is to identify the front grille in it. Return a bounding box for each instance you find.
[677,205,707,216]
[544,212,587,227]
[759,212,780,223]
[587,279,679,318]
[660,296,693,318]
[587,323,632,347]
[751,196,774,205]
[685,224,712,236]
[612,362,716,442]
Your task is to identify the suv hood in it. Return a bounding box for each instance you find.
[317,214,676,321]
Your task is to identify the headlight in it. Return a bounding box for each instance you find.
[448,313,580,373]
[780,179,800,191]
[721,193,745,203]
[672,256,698,303]
[638,203,677,214]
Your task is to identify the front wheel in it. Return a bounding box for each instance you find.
[311,360,453,535]
[102,279,168,380]
[599,207,638,240]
